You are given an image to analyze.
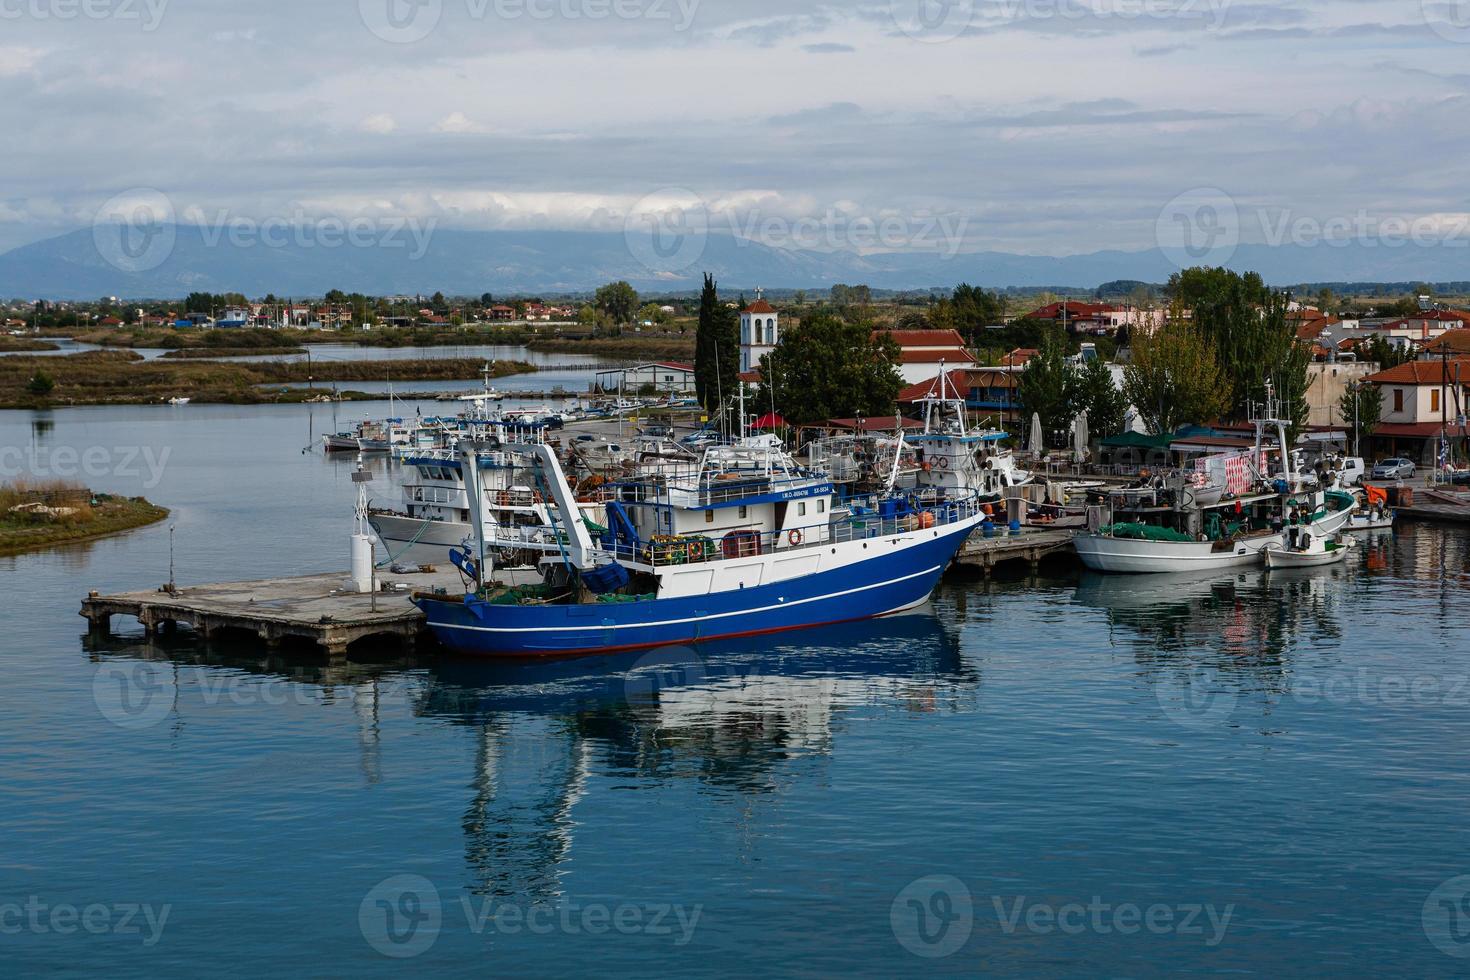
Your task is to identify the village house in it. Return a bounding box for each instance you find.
[1423,329,1470,359]
[1362,358,1470,465]
[596,361,696,395]
[1023,301,1165,335]
[1360,309,1470,347]
[874,328,976,384]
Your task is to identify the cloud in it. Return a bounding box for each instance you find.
[0,46,44,77]
[0,0,1462,262]
[358,114,397,134]
[433,112,487,134]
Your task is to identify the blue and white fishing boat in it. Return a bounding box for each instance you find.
[412,434,985,658]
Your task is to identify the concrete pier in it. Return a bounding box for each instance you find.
[953,527,1076,575]
[81,569,465,658]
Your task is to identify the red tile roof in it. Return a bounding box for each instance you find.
[875,329,967,348]
[654,361,694,371]
[1364,359,1470,385]
[742,300,776,315]
[1026,301,1115,320]
[1425,329,1470,355]
[897,369,971,402]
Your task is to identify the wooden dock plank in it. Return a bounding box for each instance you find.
[953,527,1076,573]
[81,569,466,656]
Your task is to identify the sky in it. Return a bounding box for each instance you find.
[5,0,1470,259]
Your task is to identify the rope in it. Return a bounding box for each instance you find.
[375,517,435,567]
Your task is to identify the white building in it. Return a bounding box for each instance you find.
[740,299,779,373]
[595,361,696,394]
[875,329,977,384]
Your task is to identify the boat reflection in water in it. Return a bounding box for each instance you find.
[1073,565,1349,727]
[85,605,975,902]
[417,608,974,899]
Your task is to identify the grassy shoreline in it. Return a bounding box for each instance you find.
[58,326,697,361]
[0,352,536,408]
[0,490,169,556]
[0,336,60,352]
[160,346,309,359]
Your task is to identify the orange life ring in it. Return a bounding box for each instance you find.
[788,528,804,546]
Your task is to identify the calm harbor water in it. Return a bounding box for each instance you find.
[3,404,1470,976]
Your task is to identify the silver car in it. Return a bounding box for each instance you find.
[1371,457,1415,480]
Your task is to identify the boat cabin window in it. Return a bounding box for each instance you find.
[817,499,826,514]
[739,506,748,519]
[798,502,807,517]
[705,511,714,523]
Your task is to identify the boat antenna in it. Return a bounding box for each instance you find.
[714,325,726,438]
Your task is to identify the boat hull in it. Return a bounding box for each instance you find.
[415,517,979,658]
[1310,506,1352,535]
[1264,547,1349,569]
[1072,530,1285,574]
[369,513,470,566]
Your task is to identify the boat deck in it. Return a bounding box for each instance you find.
[80,568,468,657]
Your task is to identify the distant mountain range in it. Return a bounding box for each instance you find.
[3,224,1469,299]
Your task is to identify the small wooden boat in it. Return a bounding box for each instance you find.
[1264,530,1355,569]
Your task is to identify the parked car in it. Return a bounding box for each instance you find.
[1331,456,1366,488]
[1371,457,1416,480]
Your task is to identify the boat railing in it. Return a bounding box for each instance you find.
[608,494,984,568]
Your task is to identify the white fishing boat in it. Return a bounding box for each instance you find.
[167,396,190,405]
[1073,386,1354,574]
[1263,530,1355,569]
